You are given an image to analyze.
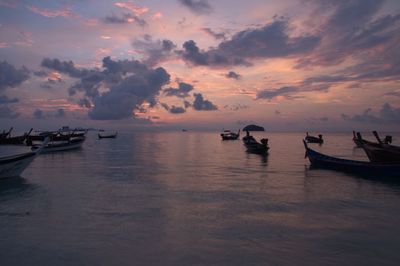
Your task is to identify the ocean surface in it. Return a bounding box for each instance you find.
[1,131,400,265]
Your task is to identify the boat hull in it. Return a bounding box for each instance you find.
[304,141,400,176]
[0,152,36,179]
[31,139,85,153]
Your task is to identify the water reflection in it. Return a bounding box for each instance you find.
[0,177,36,201]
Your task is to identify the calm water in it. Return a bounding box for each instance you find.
[1,131,400,265]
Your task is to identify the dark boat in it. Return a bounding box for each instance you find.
[220,129,240,140]
[0,127,13,139]
[98,131,118,139]
[303,140,400,176]
[27,129,86,143]
[0,128,33,145]
[305,132,323,144]
[355,132,400,163]
[242,131,269,154]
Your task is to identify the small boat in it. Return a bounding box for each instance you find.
[242,131,269,154]
[31,137,85,153]
[27,129,86,143]
[0,138,48,179]
[220,129,240,140]
[98,131,118,139]
[0,128,33,145]
[303,140,400,176]
[305,132,323,144]
[356,132,400,163]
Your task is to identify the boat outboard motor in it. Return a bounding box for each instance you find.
[384,135,392,144]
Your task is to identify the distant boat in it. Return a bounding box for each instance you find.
[220,129,240,140]
[305,132,323,144]
[182,129,188,132]
[304,140,400,176]
[0,138,48,179]
[242,131,269,154]
[31,137,85,153]
[98,131,118,139]
[0,128,33,145]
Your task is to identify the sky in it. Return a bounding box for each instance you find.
[1,0,400,131]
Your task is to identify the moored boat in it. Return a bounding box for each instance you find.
[98,131,118,139]
[31,137,85,153]
[220,129,240,140]
[303,140,400,176]
[356,132,400,163]
[305,132,324,144]
[0,138,48,179]
[242,131,269,154]
[0,128,33,145]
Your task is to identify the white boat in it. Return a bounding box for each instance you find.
[0,139,48,179]
[31,137,85,153]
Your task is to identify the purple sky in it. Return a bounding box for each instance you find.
[1,0,400,131]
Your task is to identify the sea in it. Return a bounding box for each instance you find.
[1,131,400,266]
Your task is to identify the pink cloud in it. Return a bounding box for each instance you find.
[27,5,75,18]
[153,12,163,19]
[0,42,9,48]
[114,1,149,15]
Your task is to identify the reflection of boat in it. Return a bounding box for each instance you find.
[303,140,400,176]
[0,128,33,145]
[31,137,85,153]
[0,139,48,179]
[220,130,240,140]
[98,131,118,139]
[305,132,323,144]
[242,131,269,154]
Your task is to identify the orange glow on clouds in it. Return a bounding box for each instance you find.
[27,5,74,18]
[114,2,149,15]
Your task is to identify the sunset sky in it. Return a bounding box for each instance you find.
[1,0,400,131]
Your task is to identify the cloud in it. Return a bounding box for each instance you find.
[297,0,400,69]
[41,58,87,78]
[178,40,249,67]
[0,106,19,119]
[341,103,400,124]
[164,82,194,98]
[43,56,171,120]
[161,103,186,114]
[256,86,299,100]
[103,13,147,26]
[132,35,176,66]
[201,28,226,40]
[27,5,74,18]
[33,109,44,119]
[225,71,241,80]
[178,19,320,67]
[0,95,18,104]
[0,61,30,91]
[56,108,65,117]
[192,93,217,111]
[114,2,149,15]
[178,0,212,15]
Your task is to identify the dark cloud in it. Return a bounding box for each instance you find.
[41,58,87,78]
[161,103,186,114]
[0,95,18,104]
[178,0,212,15]
[192,93,217,111]
[88,65,170,120]
[225,71,241,80]
[164,82,194,98]
[297,0,400,69]
[178,19,320,67]
[132,35,176,66]
[56,108,65,117]
[223,103,248,111]
[33,109,44,119]
[33,70,48,77]
[256,86,299,100]
[178,40,250,67]
[341,103,400,124]
[103,13,147,26]
[0,106,19,119]
[42,56,171,120]
[201,28,226,40]
[0,61,30,91]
